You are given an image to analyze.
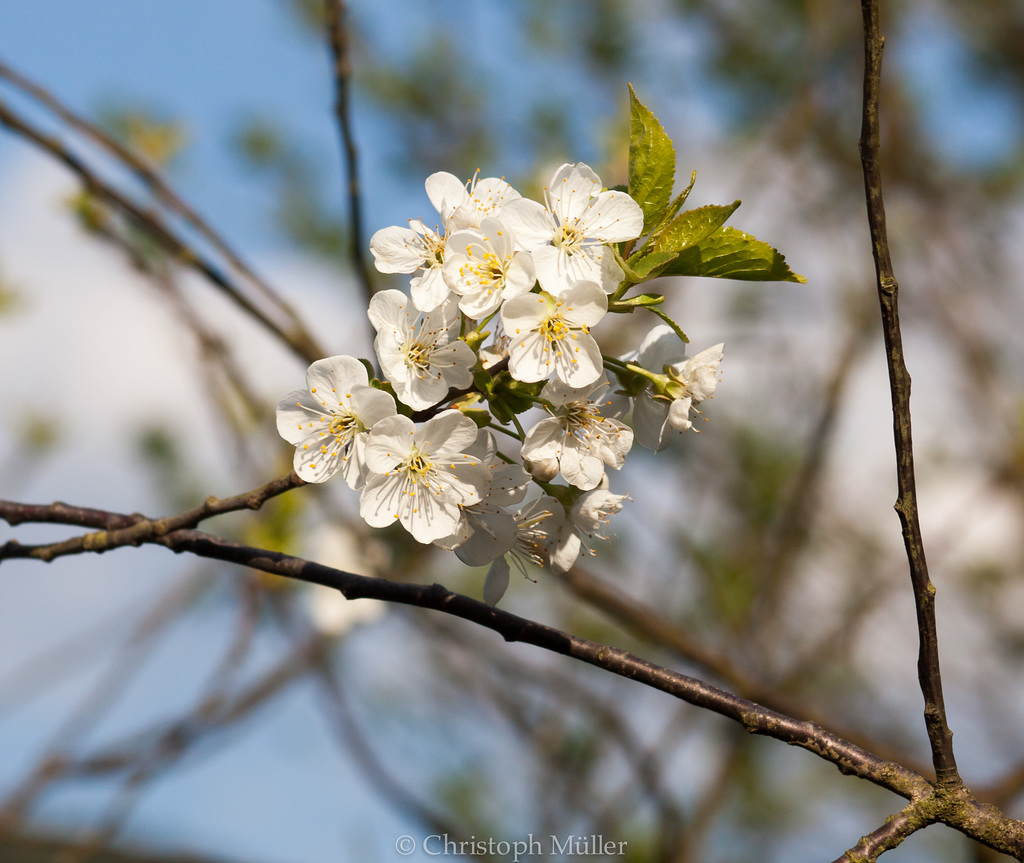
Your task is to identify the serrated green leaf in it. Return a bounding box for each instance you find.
[628,251,677,280]
[608,293,664,313]
[654,201,741,257]
[657,170,697,228]
[662,226,807,283]
[628,85,675,233]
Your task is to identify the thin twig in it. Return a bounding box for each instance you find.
[0,97,324,364]
[858,0,959,788]
[551,564,920,773]
[831,802,929,863]
[0,56,320,351]
[323,0,376,305]
[0,472,304,563]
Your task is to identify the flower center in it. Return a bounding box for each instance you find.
[539,313,571,344]
[401,446,435,488]
[465,250,506,287]
[514,506,555,567]
[554,222,585,256]
[403,339,433,371]
[562,401,599,438]
[328,412,360,440]
[422,231,446,269]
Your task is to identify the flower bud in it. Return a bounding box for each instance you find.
[525,457,559,482]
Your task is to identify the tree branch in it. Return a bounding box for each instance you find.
[0,501,930,802]
[323,0,376,306]
[0,97,324,365]
[831,803,928,863]
[858,0,959,787]
[6,497,1024,855]
[0,56,321,357]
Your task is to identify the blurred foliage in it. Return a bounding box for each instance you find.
[234,116,348,260]
[97,104,188,167]
[135,425,206,514]
[0,259,20,314]
[360,36,492,176]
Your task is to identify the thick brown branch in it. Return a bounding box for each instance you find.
[0,499,930,802]
[553,564,924,775]
[858,0,959,786]
[167,530,939,798]
[6,497,1024,854]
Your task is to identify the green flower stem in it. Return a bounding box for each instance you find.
[485,421,522,442]
[602,354,631,371]
[610,246,642,300]
[472,310,498,334]
[646,306,689,344]
[508,410,526,440]
[624,362,667,386]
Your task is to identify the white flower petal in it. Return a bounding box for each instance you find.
[499,198,556,250]
[483,557,511,606]
[577,190,645,242]
[454,509,518,566]
[667,397,694,432]
[548,162,602,223]
[521,417,565,462]
[553,331,603,388]
[638,324,686,370]
[632,394,672,452]
[367,289,411,330]
[363,414,415,472]
[559,280,608,326]
[417,409,480,456]
[410,267,452,312]
[558,444,605,491]
[369,226,427,274]
[399,488,462,543]
[304,355,369,395]
[359,472,408,528]
[425,171,468,222]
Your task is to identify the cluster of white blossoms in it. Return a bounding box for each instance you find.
[277,162,724,604]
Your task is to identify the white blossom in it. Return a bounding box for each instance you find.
[442,217,536,319]
[359,410,490,544]
[521,377,632,490]
[304,524,389,637]
[500,162,643,296]
[550,486,630,574]
[501,281,607,387]
[276,355,397,488]
[369,219,451,311]
[434,430,532,567]
[369,290,476,411]
[426,171,522,231]
[482,494,567,604]
[625,325,724,451]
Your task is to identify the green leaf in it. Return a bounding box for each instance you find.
[608,293,664,313]
[662,226,807,283]
[628,85,675,232]
[627,251,676,280]
[654,201,741,256]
